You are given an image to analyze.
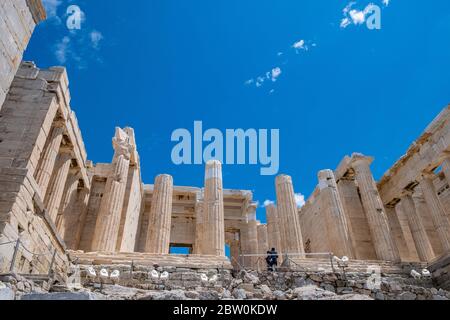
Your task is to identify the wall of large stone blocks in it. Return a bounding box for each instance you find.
[0,0,44,110]
[298,196,330,254]
[0,64,71,276]
[337,180,378,260]
[170,216,196,247]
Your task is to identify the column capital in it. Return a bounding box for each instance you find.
[350,153,374,168]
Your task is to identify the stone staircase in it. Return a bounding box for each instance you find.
[67,251,233,270]
[287,257,427,275]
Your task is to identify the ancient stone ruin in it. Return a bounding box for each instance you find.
[1,0,450,300]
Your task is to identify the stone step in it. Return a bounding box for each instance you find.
[68,251,233,270]
[288,258,427,274]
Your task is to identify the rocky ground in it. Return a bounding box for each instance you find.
[2,266,450,300]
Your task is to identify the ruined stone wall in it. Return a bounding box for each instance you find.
[0,62,89,278]
[0,0,45,110]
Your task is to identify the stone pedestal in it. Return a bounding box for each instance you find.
[318,170,354,258]
[351,155,400,262]
[45,150,72,223]
[401,194,435,262]
[275,175,305,257]
[420,175,450,252]
[91,129,131,252]
[35,125,64,196]
[201,160,225,256]
[145,174,174,254]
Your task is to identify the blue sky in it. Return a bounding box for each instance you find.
[25,0,450,223]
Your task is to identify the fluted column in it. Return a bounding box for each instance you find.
[145,174,174,253]
[420,174,450,252]
[318,169,354,258]
[202,160,225,256]
[385,205,410,261]
[193,191,204,254]
[257,224,268,270]
[400,194,435,262]
[35,124,65,195]
[55,168,80,235]
[91,129,131,252]
[275,175,305,256]
[257,224,268,254]
[45,149,72,223]
[266,204,282,253]
[230,240,240,269]
[242,215,259,269]
[351,154,400,261]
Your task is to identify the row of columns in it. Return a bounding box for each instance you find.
[141,160,226,256]
[392,163,450,262]
[34,119,90,250]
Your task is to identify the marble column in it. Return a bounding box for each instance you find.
[145,174,174,254]
[420,174,450,252]
[275,175,305,257]
[400,194,435,262]
[45,149,72,223]
[230,240,240,269]
[257,224,268,255]
[243,214,259,269]
[91,129,131,252]
[266,204,282,253]
[351,154,400,262]
[35,124,65,196]
[55,168,81,237]
[202,160,225,256]
[194,192,204,254]
[385,205,410,261]
[257,224,268,270]
[318,169,354,258]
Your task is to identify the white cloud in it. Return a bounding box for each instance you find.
[292,39,305,50]
[42,0,62,18]
[263,200,275,207]
[295,193,306,208]
[271,67,282,82]
[55,36,71,64]
[90,30,104,49]
[349,9,367,25]
[340,1,389,29]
